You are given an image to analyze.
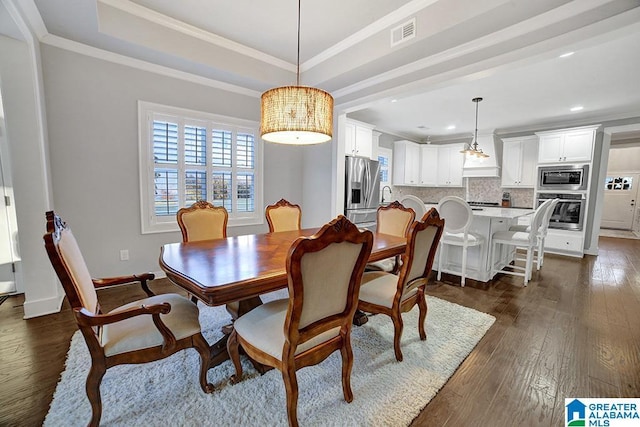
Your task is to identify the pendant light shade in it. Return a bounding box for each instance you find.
[260,0,334,145]
[460,97,489,158]
[261,85,333,145]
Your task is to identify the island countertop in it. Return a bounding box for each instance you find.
[424,204,533,219]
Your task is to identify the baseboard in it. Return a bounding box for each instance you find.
[22,293,65,319]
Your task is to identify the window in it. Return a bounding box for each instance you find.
[378,147,392,201]
[139,102,263,233]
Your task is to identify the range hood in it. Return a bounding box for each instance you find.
[462,134,502,178]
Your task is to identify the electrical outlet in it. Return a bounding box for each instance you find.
[119,249,129,261]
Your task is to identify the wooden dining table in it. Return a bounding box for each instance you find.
[159,227,406,369]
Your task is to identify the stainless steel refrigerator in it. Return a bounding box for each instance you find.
[345,156,380,230]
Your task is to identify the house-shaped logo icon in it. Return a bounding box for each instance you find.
[566,399,587,426]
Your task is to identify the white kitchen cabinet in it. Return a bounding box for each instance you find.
[419,145,439,186]
[345,119,374,159]
[543,229,584,257]
[501,136,538,187]
[537,126,597,164]
[392,140,420,185]
[437,143,464,187]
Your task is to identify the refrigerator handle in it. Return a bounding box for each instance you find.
[363,161,369,206]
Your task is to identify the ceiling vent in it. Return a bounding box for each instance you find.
[390,18,416,47]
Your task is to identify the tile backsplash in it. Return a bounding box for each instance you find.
[390,177,535,208]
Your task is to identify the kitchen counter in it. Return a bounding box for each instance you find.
[425,202,534,283]
[424,204,533,219]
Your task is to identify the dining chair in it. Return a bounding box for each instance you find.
[490,200,549,286]
[358,208,444,361]
[265,198,302,232]
[43,211,213,427]
[227,215,373,427]
[399,194,428,217]
[509,198,559,271]
[366,200,415,273]
[177,200,228,242]
[436,196,483,287]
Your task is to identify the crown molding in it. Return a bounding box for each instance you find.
[41,34,261,98]
[99,0,295,72]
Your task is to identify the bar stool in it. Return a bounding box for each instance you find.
[399,195,428,218]
[508,198,558,272]
[490,201,548,286]
[437,196,483,287]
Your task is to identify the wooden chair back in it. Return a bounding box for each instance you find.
[43,211,100,314]
[285,215,373,347]
[398,209,445,295]
[265,199,302,232]
[377,201,416,237]
[177,200,228,242]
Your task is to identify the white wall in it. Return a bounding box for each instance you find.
[40,44,305,279]
[0,35,59,317]
[608,143,640,171]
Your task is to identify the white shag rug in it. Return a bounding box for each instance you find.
[45,291,495,426]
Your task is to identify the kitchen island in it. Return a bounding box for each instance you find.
[425,204,534,283]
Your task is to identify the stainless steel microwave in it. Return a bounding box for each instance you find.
[538,164,589,191]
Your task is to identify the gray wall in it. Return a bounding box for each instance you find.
[41,45,305,277]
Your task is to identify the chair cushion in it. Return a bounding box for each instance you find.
[365,258,396,272]
[508,224,530,232]
[233,299,341,361]
[101,294,201,357]
[441,231,483,246]
[359,271,417,309]
[492,230,532,246]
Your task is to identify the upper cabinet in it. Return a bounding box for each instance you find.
[419,145,439,186]
[501,136,538,188]
[392,140,420,185]
[536,126,598,164]
[437,143,465,187]
[345,119,375,159]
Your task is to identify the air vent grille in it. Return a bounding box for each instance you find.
[390,18,416,47]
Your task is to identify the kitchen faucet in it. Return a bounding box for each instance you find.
[381,185,392,203]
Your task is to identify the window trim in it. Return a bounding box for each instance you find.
[138,101,263,234]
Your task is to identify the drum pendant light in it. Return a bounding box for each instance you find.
[460,97,489,158]
[260,0,334,145]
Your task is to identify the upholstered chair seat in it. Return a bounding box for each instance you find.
[102,293,202,356]
[359,271,418,308]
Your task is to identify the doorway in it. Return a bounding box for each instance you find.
[0,90,17,295]
[601,173,638,230]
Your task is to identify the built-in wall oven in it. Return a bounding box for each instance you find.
[538,164,589,191]
[537,193,586,231]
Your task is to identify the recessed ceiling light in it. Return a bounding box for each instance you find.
[391,99,398,103]
[446,125,456,130]
[559,52,574,58]
[570,105,584,112]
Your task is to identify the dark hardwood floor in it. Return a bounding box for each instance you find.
[1,236,638,426]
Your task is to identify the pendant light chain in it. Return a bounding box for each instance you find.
[296,0,301,86]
